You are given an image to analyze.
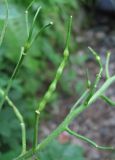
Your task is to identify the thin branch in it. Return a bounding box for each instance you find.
[86,69,91,89]
[33,110,40,152]
[27,6,41,43]
[30,21,53,47]
[0,47,25,111]
[106,51,111,79]
[101,95,115,106]
[0,88,26,154]
[26,0,36,11]
[66,127,115,151]
[88,75,115,105]
[0,0,8,47]
[70,89,89,112]
[25,10,29,37]
[65,15,72,49]
[85,47,103,103]
[38,16,72,113]
[88,47,103,90]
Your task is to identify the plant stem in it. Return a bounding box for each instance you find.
[0,88,26,154]
[26,0,36,11]
[30,22,53,47]
[70,89,89,112]
[14,104,86,160]
[27,6,41,43]
[66,127,115,150]
[33,111,40,152]
[88,75,115,105]
[33,16,72,151]
[86,47,103,102]
[101,95,115,106]
[106,52,111,79]
[0,47,26,111]
[20,123,26,154]
[0,0,8,47]
[25,10,29,37]
[33,47,69,150]
[37,104,87,151]
[14,73,115,160]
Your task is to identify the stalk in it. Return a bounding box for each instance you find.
[106,52,111,79]
[66,127,114,150]
[14,73,115,160]
[0,47,26,110]
[0,88,26,154]
[33,16,72,151]
[0,0,8,46]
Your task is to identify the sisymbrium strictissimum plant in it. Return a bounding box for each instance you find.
[0,0,115,160]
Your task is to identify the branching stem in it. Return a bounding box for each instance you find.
[0,7,52,111]
[15,72,115,160]
[1,1,115,159]
[86,47,103,102]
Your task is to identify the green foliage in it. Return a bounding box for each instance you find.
[0,140,85,160]
[39,140,84,160]
[0,0,83,159]
[0,148,21,160]
[0,108,22,160]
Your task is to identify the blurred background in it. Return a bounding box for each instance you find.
[0,0,115,159]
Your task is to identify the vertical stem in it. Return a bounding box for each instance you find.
[106,52,111,79]
[65,15,72,49]
[21,123,26,154]
[86,47,103,102]
[25,10,29,37]
[33,110,40,151]
[6,96,27,154]
[0,0,8,46]
[32,16,72,152]
[0,47,26,111]
[0,88,26,154]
